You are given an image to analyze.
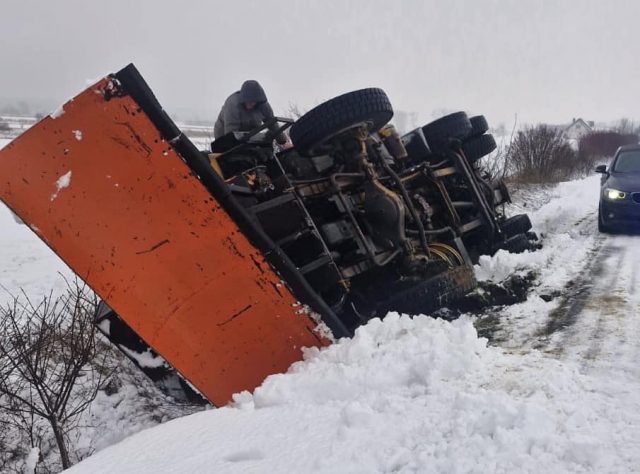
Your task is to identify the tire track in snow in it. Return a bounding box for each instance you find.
[475,206,603,350]
[534,238,607,344]
[537,233,640,378]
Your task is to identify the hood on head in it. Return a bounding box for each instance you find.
[240,80,267,104]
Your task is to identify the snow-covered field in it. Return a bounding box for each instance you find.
[2,134,640,473]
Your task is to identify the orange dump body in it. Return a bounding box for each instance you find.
[0,67,327,406]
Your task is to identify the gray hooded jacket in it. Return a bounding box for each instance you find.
[213,80,286,144]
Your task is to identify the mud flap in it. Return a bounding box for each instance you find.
[0,65,329,406]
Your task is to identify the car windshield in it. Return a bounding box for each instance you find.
[613,150,640,173]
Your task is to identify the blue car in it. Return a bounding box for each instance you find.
[596,144,640,232]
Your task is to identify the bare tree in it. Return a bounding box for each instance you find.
[612,117,640,136]
[283,102,305,119]
[476,114,518,182]
[577,130,638,175]
[0,280,110,471]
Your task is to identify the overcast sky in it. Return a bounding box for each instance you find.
[1,0,639,128]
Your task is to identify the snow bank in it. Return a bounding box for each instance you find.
[473,175,602,346]
[68,312,637,474]
[476,175,600,288]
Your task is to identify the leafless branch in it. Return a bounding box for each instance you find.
[0,279,110,471]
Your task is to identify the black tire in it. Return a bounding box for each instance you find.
[500,233,530,254]
[468,115,489,138]
[500,214,532,238]
[290,88,393,157]
[462,133,497,164]
[402,128,432,163]
[379,265,477,316]
[421,112,472,154]
[598,207,611,233]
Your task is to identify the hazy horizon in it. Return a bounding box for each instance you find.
[2,0,639,128]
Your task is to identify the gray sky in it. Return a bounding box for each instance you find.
[1,0,639,128]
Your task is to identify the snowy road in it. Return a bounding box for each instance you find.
[2,135,640,474]
[542,233,640,470]
[541,234,640,362]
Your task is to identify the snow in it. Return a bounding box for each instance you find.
[73,130,82,141]
[64,175,640,473]
[50,170,72,201]
[120,346,167,369]
[51,104,65,119]
[66,311,640,474]
[1,138,639,474]
[25,447,40,473]
[475,175,600,289]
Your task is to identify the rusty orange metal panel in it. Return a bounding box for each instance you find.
[0,77,325,406]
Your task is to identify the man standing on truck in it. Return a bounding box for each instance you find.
[214,80,289,146]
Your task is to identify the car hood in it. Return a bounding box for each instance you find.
[605,173,640,192]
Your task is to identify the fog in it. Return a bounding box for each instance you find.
[1,0,638,127]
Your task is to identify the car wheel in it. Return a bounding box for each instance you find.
[468,115,489,138]
[598,206,611,233]
[290,88,393,157]
[421,112,472,154]
[461,133,497,164]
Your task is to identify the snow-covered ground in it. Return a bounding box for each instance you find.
[63,175,640,474]
[3,132,640,472]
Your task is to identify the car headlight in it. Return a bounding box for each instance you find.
[605,188,627,200]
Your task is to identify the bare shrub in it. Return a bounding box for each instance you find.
[578,131,638,172]
[507,125,578,183]
[0,280,112,471]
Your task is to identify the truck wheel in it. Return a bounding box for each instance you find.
[379,265,477,316]
[290,88,393,157]
[500,233,530,254]
[468,115,489,138]
[500,214,532,238]
[402,128,432,163]
[421,112,472,154]
[461,133,497,164]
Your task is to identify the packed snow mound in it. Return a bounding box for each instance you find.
[68,312,631,474]
[475,175,600,287]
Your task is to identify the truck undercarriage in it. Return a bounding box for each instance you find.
[0,65,535,405]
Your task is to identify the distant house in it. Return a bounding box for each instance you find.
[562,118,593,149]
[546,118,593,150]
[563,118,593,140]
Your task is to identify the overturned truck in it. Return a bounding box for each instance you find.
[0,65,534,406]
